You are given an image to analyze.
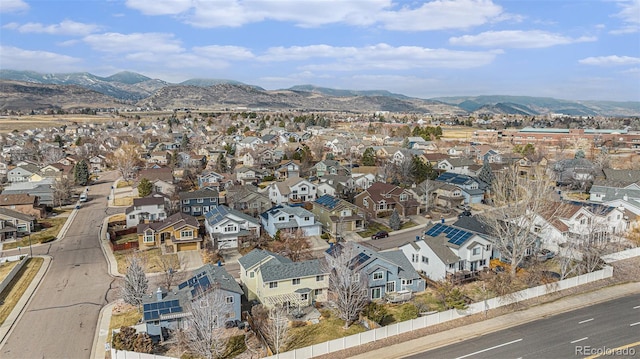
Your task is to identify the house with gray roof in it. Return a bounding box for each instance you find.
[0,207,35,241]
[260,204,322,237]
[326,242,425,302]
[400,222,492,281]
[142,264,242,338]
[204,205,261,249]
[179,188,219,216]
[125,194,169,228]
[238,248,328,308]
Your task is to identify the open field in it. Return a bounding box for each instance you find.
[0,114,119,134]
[440,126,476,139]
[0,257,44,325]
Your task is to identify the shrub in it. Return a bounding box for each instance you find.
[396,304,419,321]
[320,309,332,319]
[362,302,388,324]
[321,233,330,240]
[291,321,307,328]
[40,235,56,243]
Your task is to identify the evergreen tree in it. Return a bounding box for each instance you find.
[389,208,401,231]
[217,153,228,173]
[181,134,190,150]
[137,178,153,197]
[477,159,495,186]
[73,160,90,186]
[361,147,376,166]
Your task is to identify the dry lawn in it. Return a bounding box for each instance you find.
[0,257,44,325]
[440,127,476,139]
[2,217,67,250]
[0,115,116,134]
[114,248,179,274]
[0,261,20,283]
[286,312,367,351]
[107,301,142,344]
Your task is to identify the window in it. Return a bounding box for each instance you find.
[144,232,154,243]
[371,287,382,299]
[197,198,204,203]
[269,282,278,289]
[448,263,455,269]
[224,224,237,233]
[180,230,193,239]
[314,289,323,296]
[304,216,310,221]
[292,278,301,285]
[249,271,254,278]
[182,199,189,204]
[402,279,413,286]
[278,216,285,221]
[479,259,487,266]
[472,247,480,255]
[421,256,428,264]
[400,194,408,201]
[182,207,190,212]
[129,215,135,219]
[412,254,418,262]
[316,275,324,281]
[225,296,234,303]
[300,293,308,301]
[373,271,383,280]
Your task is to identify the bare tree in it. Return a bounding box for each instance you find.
[122,255,149,308]
[52,177,74,208]
[184,288,230,359]
[262,306,290,354]
[42,147,66,165]
[158,255,184,292]
[479,166,562,278]
[324,243,369,329]
[271,228,312,262]
[109,143,141,180]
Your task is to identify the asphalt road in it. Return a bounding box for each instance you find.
[406,293,640,359]
[363,226,427,252]
[1,171,123,359]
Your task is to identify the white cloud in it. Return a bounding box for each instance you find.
[83,32,184,54]
[0,46,81,72]
[125,0,508,30]
[578,55,640,66]
[192,45,255,60]
[449,30,597,48]
[610,0,640,34]
[9,20,101,36]
[379,0,504,31]
[259,43,500,70]
[0,0,29,13]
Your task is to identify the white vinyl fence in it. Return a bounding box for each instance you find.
[0,256,29,294]
[266,265,614,359]
[111,349,177,359]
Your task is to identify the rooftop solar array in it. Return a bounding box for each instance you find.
[315,194,341,209]
[349,252,371,269]
[143,300,182,321]
[436,172,473,186]
[425,223,474,246]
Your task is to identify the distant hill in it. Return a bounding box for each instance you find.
[0,70,638,115]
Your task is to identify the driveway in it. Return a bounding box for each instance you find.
[0,171,123,359]
[178,250,204,271]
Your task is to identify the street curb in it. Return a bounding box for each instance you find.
[91,301,116,359]
[0,255,52,348]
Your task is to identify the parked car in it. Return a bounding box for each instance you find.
[371,231,389,240]
[458,210,472,218]
[536,249,556,262]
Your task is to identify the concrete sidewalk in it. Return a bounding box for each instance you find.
[350,281,640,359]
[0,255,52,346]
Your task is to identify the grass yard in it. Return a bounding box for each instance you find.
[285,311,367,351]
[0,260,20,283]
[359,222,392,238]
[400,221,418,230]
[2,217,67,250]
[114,197,134,206]
[116,181,133,188]
[114,248,179,274]
[440,126,476,139]
[107,305,142,344]
[115,233,138,245]
[0,257,44,325]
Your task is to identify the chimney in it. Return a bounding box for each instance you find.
[156,287,163,301]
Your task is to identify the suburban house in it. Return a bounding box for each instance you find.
[88,154,107,172]
[260,204,322,237]
[224,185,272,217]
[0,207,35,241]
[137,167,176,195]
[125,194,169,228]
[0,193,46,219]
[198,171,225,189]
[179,189,219,216]
[434,172,486,204]
[142,264,242,338]
[137,212,202,252]
[39,163,73,180]
[2,179,55,206]
[432,183,465,210]
[313,160,349,177]
[400,222,492,281]
[204,205,261,249]
[7,164,40,183]
[312,194,365,239]
[238,249,328,308]
[354,181,420,218]
[326,242,425,302]
[589,169,640,216]
[267,177,317,205]
[274,160,301,180]
[437,158,476,176]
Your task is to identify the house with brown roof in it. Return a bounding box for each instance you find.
[137,212,202,252]
[0,207,35,241]
[354,181,420,218]
[136,167,176,195]
[0,193,46,219]
[40,163,73,180]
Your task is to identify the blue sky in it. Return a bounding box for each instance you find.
[1,0,639,101]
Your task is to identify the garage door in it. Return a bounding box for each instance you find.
[177,242,198,251]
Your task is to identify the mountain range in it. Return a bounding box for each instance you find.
[1,70,638,116]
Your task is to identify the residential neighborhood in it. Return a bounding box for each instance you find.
[0,109,638,359]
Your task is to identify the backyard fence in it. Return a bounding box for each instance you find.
[265,265,614,359]
[108,227,139,251]
[109,241,139,251]
[111,349,176,359]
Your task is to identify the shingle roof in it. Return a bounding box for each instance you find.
[378,250,422,280]
[0,193,37,206]
[179,188,219,200]
[237,248,291,270]
[0,207,36,221]
[204,205,258,226]
[260,259,326,282]
[422,235,459,264]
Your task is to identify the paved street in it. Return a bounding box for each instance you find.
[406,293,640,359]
[1,172,122,359]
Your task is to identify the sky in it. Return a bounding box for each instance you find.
[1,0,639,102]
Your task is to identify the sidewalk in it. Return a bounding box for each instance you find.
[0,255,52,346]
[349,281,640,359]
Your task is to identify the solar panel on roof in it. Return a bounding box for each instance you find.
[178,281,187,290]
[160,308,170,315]
[143,303,151,311]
